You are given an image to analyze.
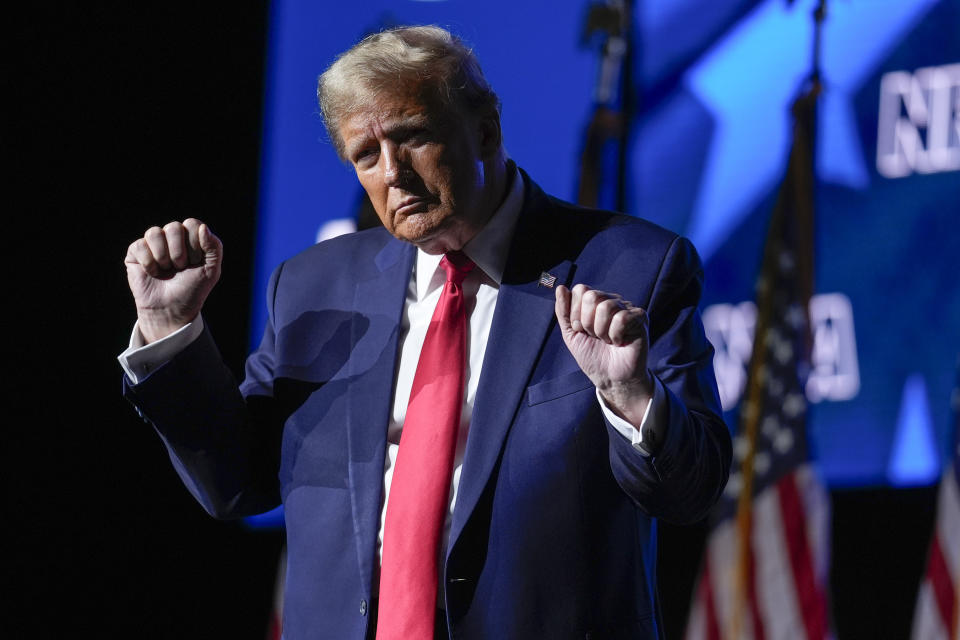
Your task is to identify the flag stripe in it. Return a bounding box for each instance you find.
[266,545,286,640]
[937,467,960,583]
[928,535,957,638]
[777,473,828,640]
[747,544,767,640]
[797,466,831,590]
[913,582,950,640]
[754,480,803,637]
[701,559,723,640]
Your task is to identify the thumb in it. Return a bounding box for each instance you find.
[199,223,223,268]
[554,285,574,336]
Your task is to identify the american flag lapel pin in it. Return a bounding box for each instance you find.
[538,272,557,288]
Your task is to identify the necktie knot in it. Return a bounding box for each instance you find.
[440,251,475,286]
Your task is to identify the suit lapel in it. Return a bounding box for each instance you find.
[347,238,415,595]
[449,177,574,549]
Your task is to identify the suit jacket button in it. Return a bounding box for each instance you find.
[359,599,368,616]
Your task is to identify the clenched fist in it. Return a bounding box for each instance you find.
[554,283,654,427]
[125,218,223,343]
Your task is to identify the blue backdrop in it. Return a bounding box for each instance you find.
[249,0,959,523]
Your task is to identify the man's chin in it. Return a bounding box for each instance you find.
[412,236,458,255]
[393,220,463,254]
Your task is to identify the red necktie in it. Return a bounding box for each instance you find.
[376,252,475,639]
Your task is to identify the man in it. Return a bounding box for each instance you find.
[121,26,730,639]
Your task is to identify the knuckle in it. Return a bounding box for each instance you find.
[598,297,619,310]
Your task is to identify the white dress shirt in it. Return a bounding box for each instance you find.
[118,167,664,571]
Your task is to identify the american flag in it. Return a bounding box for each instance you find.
[685,80,831,640]
[910,362,960,640]
[538,271,558,289]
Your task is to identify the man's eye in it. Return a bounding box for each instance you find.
[355,148,377,164]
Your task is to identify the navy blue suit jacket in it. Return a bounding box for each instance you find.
[124,174,731,639]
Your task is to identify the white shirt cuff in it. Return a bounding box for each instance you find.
[118,316,205,385]
[596,376,666,457]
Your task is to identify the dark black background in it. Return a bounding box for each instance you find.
[10,4,282,638]
[8,4,938,638]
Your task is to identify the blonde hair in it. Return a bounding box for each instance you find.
[318,26,500,159]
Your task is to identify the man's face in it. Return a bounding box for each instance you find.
[339,85,497,254]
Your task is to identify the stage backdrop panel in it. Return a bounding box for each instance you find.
[249,0,959,524]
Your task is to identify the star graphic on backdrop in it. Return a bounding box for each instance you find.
[683,0,940,262]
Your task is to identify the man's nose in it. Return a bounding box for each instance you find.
[382,145,408,188]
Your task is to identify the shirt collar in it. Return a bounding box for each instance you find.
[414,164,524,300]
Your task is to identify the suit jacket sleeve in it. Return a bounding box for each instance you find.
[605,235,731,525]
[122,264,286,519]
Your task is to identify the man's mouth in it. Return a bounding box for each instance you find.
[394,197,430,218]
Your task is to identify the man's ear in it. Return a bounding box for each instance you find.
[477,110,503,159]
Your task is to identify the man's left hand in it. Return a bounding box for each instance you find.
[554,284,654,428]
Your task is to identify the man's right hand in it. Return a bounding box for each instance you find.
[125,218,223,343]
